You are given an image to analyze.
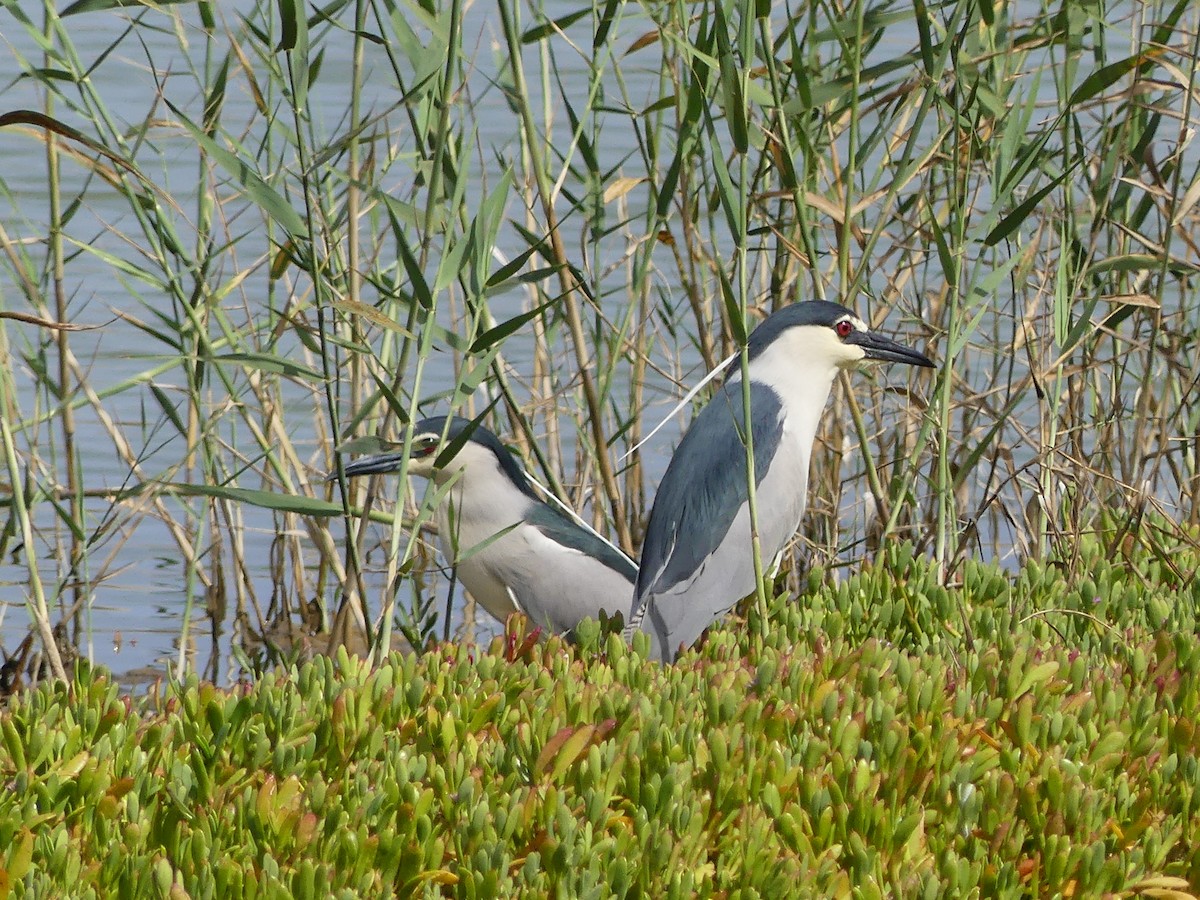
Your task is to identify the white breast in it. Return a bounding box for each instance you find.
[733,327,846,555]
[427,449,536,625]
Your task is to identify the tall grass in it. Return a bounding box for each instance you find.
[0,0,1197,682]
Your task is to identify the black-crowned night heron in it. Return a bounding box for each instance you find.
[342,415,636,637]
[626,300,934,662]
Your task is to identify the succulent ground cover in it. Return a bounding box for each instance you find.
[4,0,1200,683]
[2,532,1198,898]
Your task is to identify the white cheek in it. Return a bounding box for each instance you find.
[407,457,437,478]
[838,341,868,367]
[754,327,863,381]
[421,442,505,487]
[428,456,470,485]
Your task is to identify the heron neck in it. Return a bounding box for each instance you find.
[737,349,840,467]
[783,368,839,450]
[433,464,532,532]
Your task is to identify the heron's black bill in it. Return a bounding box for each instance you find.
[341,451,408,478]
[849,330,935,368]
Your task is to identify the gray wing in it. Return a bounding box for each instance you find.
[630,382,785,661]
[503,511,636,634]
[525,504,638,582]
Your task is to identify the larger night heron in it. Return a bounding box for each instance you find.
[342,416,636,637]
[626,300,934,662]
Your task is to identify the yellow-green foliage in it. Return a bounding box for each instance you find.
[2,533,1199,898]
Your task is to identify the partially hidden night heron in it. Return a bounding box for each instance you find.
[341,415,636,637]
[626,300,934,663]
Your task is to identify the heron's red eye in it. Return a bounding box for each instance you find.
[835,319,854,338]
